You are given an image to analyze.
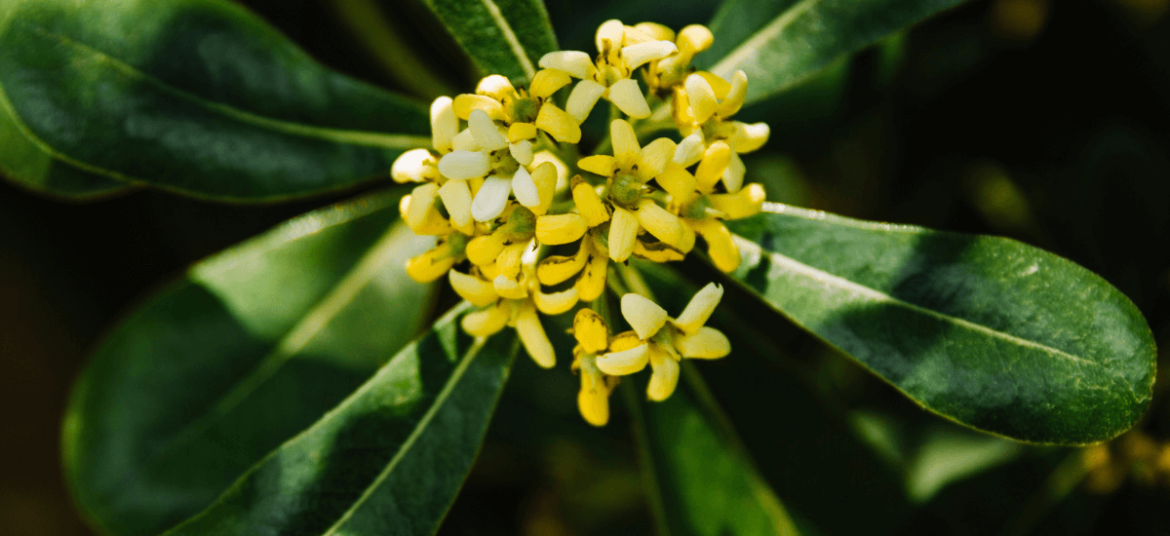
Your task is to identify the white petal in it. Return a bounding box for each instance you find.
[451,128,480,151]
[608,78,651,119]
[438,150,490,180]
[566,80,606,124]
[674,282,723,335]
[595,19,625,52]
[390,148,434,183]
[673,132,706,167]
[430,96,458,153]
[685,73,719,123]
[621,293,668,340]
[437,179,473,227]
[596,344,650,375]
[731,122,770,154]
[621,41,678,70]
[539,51,592,79]
[406,183,439,228]
[511,167,540,207]
[468,109,508,151]
[471,176,513,222]
[509,140,534,166]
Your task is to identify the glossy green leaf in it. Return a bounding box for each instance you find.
[418,0,559,84]
[0,93,131,199]
[63,190,437,536]
[702,0,972,105]
[725,203,1157,445]
[636,261,910,535]
[165,306,517,536]
[626,369,800,536]
[0,0,431,201]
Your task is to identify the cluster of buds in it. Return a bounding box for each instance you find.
[391,19,769,425]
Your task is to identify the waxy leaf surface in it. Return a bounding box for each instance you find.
[726,203,1156,445]
[0,0,430,200]
[165,306,517,536]
[419,0,558,84]
[702,0,972,105]
[63,190,436,536]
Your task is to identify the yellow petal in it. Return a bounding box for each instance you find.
[694,141,732,193]
[494,274,529,299]
[451,128,479,151]
[577,383,610,427]
[723,150,746,193]
[453,93,504,120]
[516,301,555,368]
[468,109,508,151]
[571,176,611,227]
[573,308,610,353]
[671,86,694,127]
[531,151,569,192]
[695,71,731,100]
[529,161,558,215]
[633,240,685,262]
[575,249,608,302]
[509,140,534,167]
[633,22,674,42]
[438,150,491,181]
[508,122,538,143]
[678,25,714,53]
[717,70,747,118]
[673,132,706,167]
[595,19,626,53]
[684,73,718,123]
[609,330,643,352]
[406,250,456,283]
[709,183,765,220]
[635,199,684,247]
[608,207,639,262]
[674,326,731,359]
[534,287,579,315]
[476,74,514,100]
[536,103,582,143]
[529,68,572,99]
[537,243,589,285]
[462,302,509,337]
[449,270,499,307]
[608,78,651,119]
[656,163,697,200]
[511,166,541,208]
[405,182,439,229]
[691,218,740,273]
[621,41,678,70]
[731,121,770,154]
[495,242,528,279]
[536,213,588,245]
[635,138,677,181]
[673,282,723,335]
[621,292,668,339]
[611,119,641,168]
[578,154,618,177]
[466,233,507,266]
[597,343,650,375]
[437,179,473,227]
[647,348,680,401]
[538,51,594,79]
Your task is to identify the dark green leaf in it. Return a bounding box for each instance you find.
[725,203,1157,445]
[165,306,517,536]
[0,0,431,201]
[701,0,973,105]
[637,261,910,535]
[418,0,559,84]
[0,91,131,199]
[625,368,801,536]
[62,190,437,536]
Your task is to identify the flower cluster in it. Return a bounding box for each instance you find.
[391,19,769,425]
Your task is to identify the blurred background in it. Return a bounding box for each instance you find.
[2,0,1170,534]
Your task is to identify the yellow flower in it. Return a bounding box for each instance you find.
[672,71,770,193]
[539,19,678,122]
[596,284,730,401]
[572,308,619,426]
[646,24,715,96]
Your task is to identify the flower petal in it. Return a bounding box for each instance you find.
[511,167,540,207]
[674,326,731,359]
[430,96,458,153]
[438,150,490,180]
[437,179,473,227]
[621,41,678,70]
[608,78,651,119]
[647,349,680,401]
[566,79,607,124]
[611,119,640,168]
[673,282,723,335]
[597,343,650,375]
[685,73,719,123]
[449,271,499,306]
[469,109,508,151]
[608,206,639,262]
[516,301,555,368]
[471,176,513,222]
[621,293,668,340]
[539,51,593,79]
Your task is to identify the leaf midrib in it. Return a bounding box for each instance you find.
[709,0,821,78]
[731,235,1102,368]
[475,0,536,79]
[126,220,420,486]
[8,21,431,151]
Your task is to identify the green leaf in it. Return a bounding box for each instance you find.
[418,0,559,84]
[0,91,131,199]
[0,0,431,201]
[702,0,973,105]
[625,368,801,536]
[62,190,437,536]
[165,306,517,536]
[725,203,1157,445]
